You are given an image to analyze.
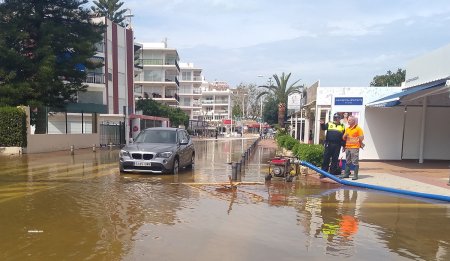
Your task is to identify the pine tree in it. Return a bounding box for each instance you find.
[0,0,104,132]
[91,0,127,25]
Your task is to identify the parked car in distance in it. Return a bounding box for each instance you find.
[119,127,195,174]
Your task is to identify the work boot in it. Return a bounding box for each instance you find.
[340,165,350,179]
[352,165,359,180]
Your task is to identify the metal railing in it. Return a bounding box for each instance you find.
[86,73,105,84]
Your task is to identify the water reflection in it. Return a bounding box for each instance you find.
[0,139,449,260]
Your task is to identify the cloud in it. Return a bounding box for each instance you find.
[119,0,450,87]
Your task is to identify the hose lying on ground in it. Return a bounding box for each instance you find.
[300,160,450,203]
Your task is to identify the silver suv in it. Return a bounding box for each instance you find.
[119,127,195,174]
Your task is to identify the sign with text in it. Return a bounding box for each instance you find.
[335,97,363,105]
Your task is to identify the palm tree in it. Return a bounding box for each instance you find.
[257,73,302,128]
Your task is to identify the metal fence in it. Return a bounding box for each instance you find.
[100,122,125,146]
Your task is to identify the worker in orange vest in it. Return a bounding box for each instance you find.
[341,115,364,180]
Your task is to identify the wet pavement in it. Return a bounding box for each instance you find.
[0,137,449,260]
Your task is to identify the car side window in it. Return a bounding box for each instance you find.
[178,130,186,143]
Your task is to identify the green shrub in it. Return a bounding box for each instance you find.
[295,144,324,167]
[276,134,324,167]
[284,136,297,150]
[276,134,288,147]
[0,107,27,147]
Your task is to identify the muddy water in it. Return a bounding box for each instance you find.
[0,138,449,261]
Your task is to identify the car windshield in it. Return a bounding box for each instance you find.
[135,129,177,144]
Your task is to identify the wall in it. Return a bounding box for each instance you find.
[403,106,450,160]
[363,107,404,160]
[25,108,101,154]
[26,133,100,153]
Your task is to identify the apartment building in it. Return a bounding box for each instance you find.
[178,62,203,119]
[134,42,180,107]
[28,17,138,152]
[201,81,232,126]
[77,17,136,115]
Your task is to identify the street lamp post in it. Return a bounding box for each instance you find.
[257,75,272,135]
[260,97,263,134]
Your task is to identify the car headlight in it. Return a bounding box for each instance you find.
[120,150,131,157]
[156,151,173,158]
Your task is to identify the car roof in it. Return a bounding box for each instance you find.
[143,127,181,131]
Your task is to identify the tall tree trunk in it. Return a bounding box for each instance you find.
[278,103,286,128]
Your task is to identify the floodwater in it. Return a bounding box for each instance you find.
[0,138,449,261]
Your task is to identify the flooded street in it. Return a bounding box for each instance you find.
[0,138,449,260]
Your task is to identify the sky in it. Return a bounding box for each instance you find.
[118,0,450,87]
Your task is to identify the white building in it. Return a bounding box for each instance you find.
[201,81,232,125]
[299,83,403,160]
[299,41,450,162]
[134,41,180,107]
[178,63,203,119]
[366,43,450,162]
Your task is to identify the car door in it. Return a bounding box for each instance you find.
[177,130,188,166]
[183,130,194,162]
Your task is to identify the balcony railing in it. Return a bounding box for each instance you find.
[139,59,163,65]
[215,100,228,104]
[165,76,179,86]
[86,73,105,84]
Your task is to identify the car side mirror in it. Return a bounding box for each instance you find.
[180,139,189,145]
[129,138,134,144]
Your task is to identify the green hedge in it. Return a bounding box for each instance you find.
[0,107,27,147]
[276,134,324,167]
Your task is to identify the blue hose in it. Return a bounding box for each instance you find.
[300,161,450,203]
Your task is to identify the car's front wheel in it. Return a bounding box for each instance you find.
[186,153,195,169]
[172,158,179,175]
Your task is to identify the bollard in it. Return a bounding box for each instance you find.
[70,145,74,155]
[109,142,113,150]
[92,144,96,152]
[231,162,237,181]
[237,161,242,175]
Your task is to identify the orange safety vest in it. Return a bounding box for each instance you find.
[344,125,364,149]
[339,215,358,237]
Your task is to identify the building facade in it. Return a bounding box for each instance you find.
[178,62,203,119]
[200,81,232,125]
[134,42,180,107]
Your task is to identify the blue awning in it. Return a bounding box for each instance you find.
[366,78,449,107]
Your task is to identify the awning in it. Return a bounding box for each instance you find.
[366,78,450,107]
[62,103,108,113]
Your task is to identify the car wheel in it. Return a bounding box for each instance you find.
[186,153,195,169]
[172,158,179,175]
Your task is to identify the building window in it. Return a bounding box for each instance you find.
[144,70,163,81]
[182,71,192,81]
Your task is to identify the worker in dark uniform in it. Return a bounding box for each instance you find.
[320,113,345,177]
